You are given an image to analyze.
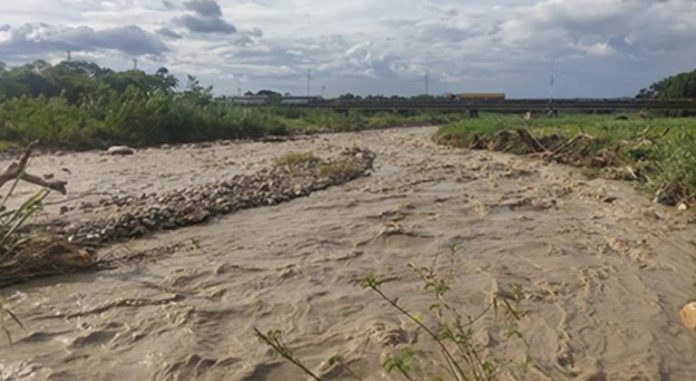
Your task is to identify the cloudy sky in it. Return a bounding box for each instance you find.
[1,0,695,97]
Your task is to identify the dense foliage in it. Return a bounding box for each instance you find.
[0,60,457,149]
[637,68,696,99]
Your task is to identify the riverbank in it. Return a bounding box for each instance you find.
[435,114,696,206]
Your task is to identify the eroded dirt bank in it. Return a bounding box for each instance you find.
[2,127,695,380]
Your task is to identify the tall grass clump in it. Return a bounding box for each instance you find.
[0,164,46,345]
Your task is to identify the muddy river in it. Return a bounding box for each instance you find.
[2,127,695,380]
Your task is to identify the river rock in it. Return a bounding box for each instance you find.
[681,302,696,330]
[65,148,376,243]
[107,146,135,156]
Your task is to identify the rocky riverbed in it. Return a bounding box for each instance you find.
[1,127,695,380]
[60,147,375,243]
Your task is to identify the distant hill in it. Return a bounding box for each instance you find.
[637,69,696,99]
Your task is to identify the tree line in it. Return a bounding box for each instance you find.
[637,68,696,99]
[0,60,287,148]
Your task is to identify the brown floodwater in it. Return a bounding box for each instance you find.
[1,127,695,380]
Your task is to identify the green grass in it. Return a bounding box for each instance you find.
[274,151,320,166]
[280,109,462,134]
[436,113,696,204]
[0,94,466,150]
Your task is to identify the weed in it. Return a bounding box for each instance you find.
[274,152,320,166]
[257,265,531,381]
[254,328,324,381]
[0,158,44,346]
[0,300,24,346]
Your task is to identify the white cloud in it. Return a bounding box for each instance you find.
[579,42,615,57]
[0,23,168,57]
[0,0,694,97]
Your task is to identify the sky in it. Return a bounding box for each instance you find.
[1,0,695,98]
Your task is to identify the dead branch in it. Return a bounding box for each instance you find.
[516,129,548,153]
[546,133,594,161]
[0,143,67,194]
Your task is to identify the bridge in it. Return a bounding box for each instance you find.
[226,96,696,114]
[310,98,696,113]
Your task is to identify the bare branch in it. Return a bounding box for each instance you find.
[0,143,67,194]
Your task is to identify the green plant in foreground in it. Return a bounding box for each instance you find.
[362,267,528,381]
[0,154,51,346]
[383,348,419,381]
[254,328,325,381]
[257,265,531,381]
[0,300,24,346]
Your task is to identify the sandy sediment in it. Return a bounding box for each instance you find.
[1,127,695,380]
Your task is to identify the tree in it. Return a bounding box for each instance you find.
[256,89,282,97]
[638,69,696,99]
[0,60,183,104]
[184,75,213,105]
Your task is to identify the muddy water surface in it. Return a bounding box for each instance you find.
[2,127,695,380]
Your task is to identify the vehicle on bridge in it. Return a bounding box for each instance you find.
[450,93,506,101]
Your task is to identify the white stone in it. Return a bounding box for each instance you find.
[107,146,135,155]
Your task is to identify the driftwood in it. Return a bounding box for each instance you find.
[516,129,547,153]
[513,129,598,165]
[0,143,67,194]
[546,133,594,161]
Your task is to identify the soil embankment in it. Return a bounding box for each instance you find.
[2,127,695,380]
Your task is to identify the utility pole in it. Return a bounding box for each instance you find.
[307,69,312,97]
[235,76,241,96]
[321,85,326,98]
[549,61,555,104]
[425,70,430,96]
[548,61,557,117]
